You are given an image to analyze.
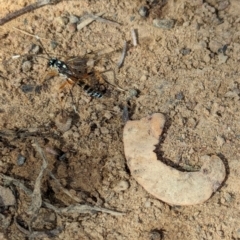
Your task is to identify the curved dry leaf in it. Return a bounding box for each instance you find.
[123,113,226,205]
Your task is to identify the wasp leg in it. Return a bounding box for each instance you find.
[101,68,125,92]
[59,79,74,91]
[58,78,78,112]
[42,69,59,83]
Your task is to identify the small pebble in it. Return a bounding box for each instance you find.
[130,16,135,21]
[55,16,69,25]
[128,88,138,98]
[224,90,239,98]
[218,53,228,64]
[104,112,112,120]
[218,44,228,54]
[175,92,184,100]
[30,44,40,54]
[62,129,73,139]
[187,118,197,128]
[114,180,130,192]
[67,23,77,33]
[209,40,222,53]
[203,54,211,63]
[50,41,58,50]
[58,153,67,162]
[198,40,207,49]
[69,15,79,24]
[183,21,190,27]
[17,154,26,166]
[140,75,147,82]
[180,48,191,56]
[224,192,233,203]
[216,136,225,147]
[236,229,240,237]
[21,84,35,93]
[48,213,56,222]
[72,131,80,139]
[100,127,109,134]
[203,2,216,13]
[55,26,63,33]
[35,85,42,94]
[217,0,229,10]
[21,61,32,72]
[113,106,121,113]
[153,19,175,29]
[149,229,164,240]
[55,114,72,133]
[162,56,169,63]
[144,200,151,208]
[139,6,149,17]
[0,186,16,206]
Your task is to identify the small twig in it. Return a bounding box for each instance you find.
[28,142,48,231]
[13,27,49,40]
[29,227,62,239]
[11,55,21,59]
[88,14,120,25]
[47,170,82,203]
[72,105,78,114]
[14,217,29,235]
[104,79,125,92]
[117,41,127,69]
[0,174,32,196]
[14,216,62,239]
[122,104,129,123]
[77,12,105,31]
[102,69,125,92]
[131,29,138,47]
[0,0,61,26]
[43,202,125,216]
[13,27,52,58]
[0,173,125,216]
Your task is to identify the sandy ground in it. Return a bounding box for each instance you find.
[0,0,240,239]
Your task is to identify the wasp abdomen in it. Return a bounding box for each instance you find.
[77,81,104,98]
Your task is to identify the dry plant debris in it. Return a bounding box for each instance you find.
[123,113,226,205]
[0,172,124,217]
[117,41,127,68]
[87,13,120,25]
[43,202,125,216]
[0,142,124,238]
[77,12,105,31]
[28,142,48,226]
[0,0,62,26]
[14,217,62,239]
[131,28,138,47]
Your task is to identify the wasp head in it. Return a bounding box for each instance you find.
[48,58,57,68]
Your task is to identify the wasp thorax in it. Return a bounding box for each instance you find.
[48,58,58,67]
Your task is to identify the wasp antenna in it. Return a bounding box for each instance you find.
[36,36,51,59]
[13,27,51,59]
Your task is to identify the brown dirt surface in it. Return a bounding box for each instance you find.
[0,0,240,239]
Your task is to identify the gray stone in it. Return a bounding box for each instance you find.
[153,19,175,29]
[69,15,79,24]
[17,154,26,165]
[139,6,149,17]
[21,61,32,72]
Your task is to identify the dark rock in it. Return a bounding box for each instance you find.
[139,6,149,17]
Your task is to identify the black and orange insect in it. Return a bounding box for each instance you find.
[47,57,106,98]
[4,31,115,98]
